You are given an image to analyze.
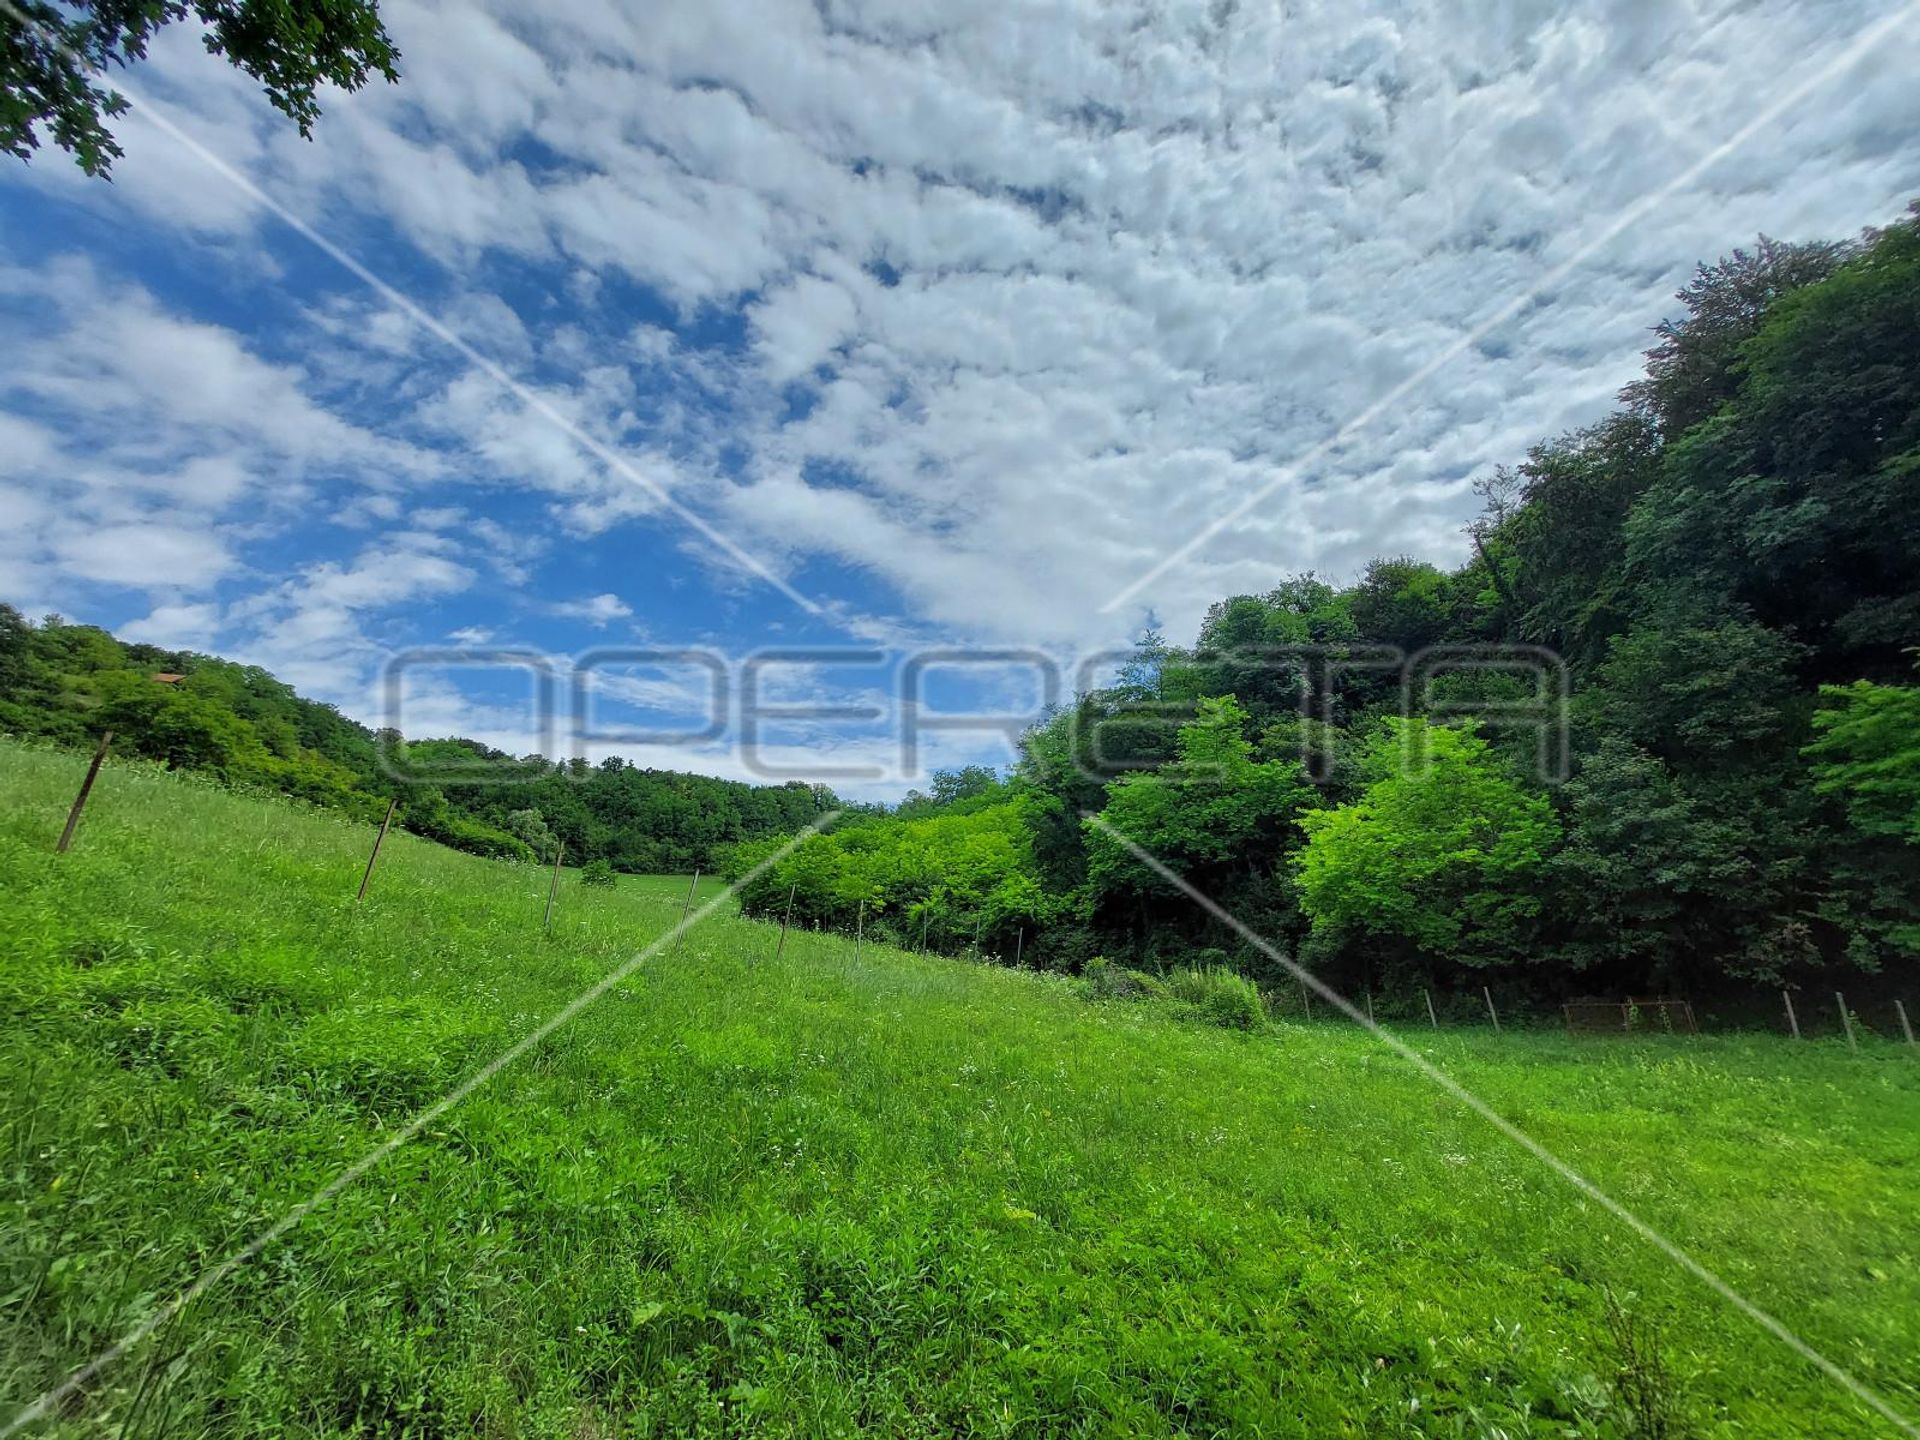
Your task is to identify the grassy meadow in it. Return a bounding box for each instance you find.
[2,739,1918,1437]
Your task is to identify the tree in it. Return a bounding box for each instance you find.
[1082,697,1311,971]
[1086,696,1307,895]
[90,668,263,773]
[1114,624,1169,699]
[2,0,399,177]
[1548,738,1758,984]
[929,765,1002,806]
[505,808,559,863]
[1483,416,1662,664]
[1806,670,1920,844]
[1590,610,1803,768]
[1295,720,1560,977]
[1621,234,1850,436]
[1346,557,1457,655]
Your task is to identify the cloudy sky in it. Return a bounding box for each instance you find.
[2,0,1916,793]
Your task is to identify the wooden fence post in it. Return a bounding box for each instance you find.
[1015,928,1024,967]
[1364,990,1375,1026]
[855,898,865,962]
[775,885,795,961]
[1896,999,1916,1051]
[919,912,928,954]
[56,730,114,853]
[1836,992,1856,1052]
[1424,988,1438,1030]
[680,869,700,924]
[1483,985,1500,1033]
[543,841,564,931]
[1783,990,1800,1040]
[356,796,399,902]
[1299,981,1312,1021]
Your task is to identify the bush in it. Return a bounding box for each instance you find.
[1081,956,1167,1002]
[1165,966,1265,1031]
[579,858,617,888]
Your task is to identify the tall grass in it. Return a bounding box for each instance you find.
[1,740,1917,1436]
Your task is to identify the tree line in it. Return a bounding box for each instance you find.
[0,612,838,872]
[729,205,1920,1002]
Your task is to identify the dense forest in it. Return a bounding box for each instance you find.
[0,611,837,871]
[730,206,1920,1002]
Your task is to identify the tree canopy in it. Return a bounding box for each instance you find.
[1,0,398,177]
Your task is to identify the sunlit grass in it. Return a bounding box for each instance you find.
[2,739,1917,1437]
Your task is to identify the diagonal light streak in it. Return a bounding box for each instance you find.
[0,816,837,1436]
[1086,814,1920,1436]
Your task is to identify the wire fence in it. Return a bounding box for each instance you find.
[1256,978,1919,1050]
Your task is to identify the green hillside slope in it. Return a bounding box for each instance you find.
[2,740,1916,1437]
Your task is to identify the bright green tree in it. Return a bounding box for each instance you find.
[1807,671,1920,844]
[1085,696,1308,901]
[1295,720,1560,975]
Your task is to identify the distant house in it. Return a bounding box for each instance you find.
[151,672,186,685]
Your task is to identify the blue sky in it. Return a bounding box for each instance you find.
[2,0,1917,798]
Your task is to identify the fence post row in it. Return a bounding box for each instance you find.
[728,898,1914,1051]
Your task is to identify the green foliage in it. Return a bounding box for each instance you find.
[1296,720,1560,974]
[1161,966,1266,1031]
[1591,609,1804,766]
[0,608,838,873]
[1079,956,1166,1002]
[505,807,560,863]
[1,742,1915,1437]
[1807,670,1920,844]
[1550,739,1756,983]
[579,857,618,888]
[1085,696,1309,904]
[728,799,1046,956]
[1,0,400,178]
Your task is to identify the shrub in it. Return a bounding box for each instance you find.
[580,858,617,888]
[1166,966,1265,1031]
[1081,956,1167,1002]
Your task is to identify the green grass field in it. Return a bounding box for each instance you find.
[2,740,1918,1438]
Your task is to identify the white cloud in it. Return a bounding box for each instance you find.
[551,592,633,626]
[120,601,225,648]
[6,0,1918,775]
[57,524,236,589]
